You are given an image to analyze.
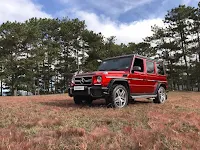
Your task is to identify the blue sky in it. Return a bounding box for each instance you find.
[0,0,199,43]
[34,0,198,22]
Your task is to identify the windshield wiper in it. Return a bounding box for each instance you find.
[110,68,122,71]
[99,68,123,71]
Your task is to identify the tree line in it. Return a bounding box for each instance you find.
[0,4,200,96]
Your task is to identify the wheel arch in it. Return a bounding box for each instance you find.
[154,82,167,94]
[160,84,166,90]
[108,79,130,94]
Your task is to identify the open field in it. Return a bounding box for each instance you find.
[0,92,200,150]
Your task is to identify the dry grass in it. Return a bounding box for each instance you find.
[0,92,200,149]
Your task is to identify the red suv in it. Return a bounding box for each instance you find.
[68,54,168,108]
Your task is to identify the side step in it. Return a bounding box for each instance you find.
[131,95,157,99]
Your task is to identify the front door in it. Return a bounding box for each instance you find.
[128,57,148,94]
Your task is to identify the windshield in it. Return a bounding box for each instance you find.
[98,56,133,71]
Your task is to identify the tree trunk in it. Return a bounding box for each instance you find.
[177,84,180,91]
[196,31,200,62]
[64,76,66,93]
[169,61,174,91]
[55,73,57,94]
[183,53,190,90]
[77,49,79,71]
[173,82,176,90]
[180,30,190,90]
[182,83,184,91]
[11,74,15,96]
[27,86,29,96]
[65,45,69,93]
[14,89,17,96]
[0,80,2,96]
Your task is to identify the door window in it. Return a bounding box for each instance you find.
[146,61,155,74]
[133,58,144,72]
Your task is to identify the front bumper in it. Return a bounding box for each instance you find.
[68,86,109,98]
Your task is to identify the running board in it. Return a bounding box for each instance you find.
[131,95,157,99]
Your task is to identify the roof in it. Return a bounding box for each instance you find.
[103,54,162,63]
[104,54,134,60]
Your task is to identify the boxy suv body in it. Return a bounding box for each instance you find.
[68,54,168,108]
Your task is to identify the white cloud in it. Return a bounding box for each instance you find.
[85,0,153,16]
[75,11,164,44]
[0,0,51,23]
[181,0,199,5]
[59,0,154,17]
[181,0,192,5]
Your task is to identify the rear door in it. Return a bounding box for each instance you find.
[145,60,157,94]
[156,62,168,87]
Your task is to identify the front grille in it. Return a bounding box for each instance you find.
[74,76,92,85]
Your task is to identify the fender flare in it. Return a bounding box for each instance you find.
[154,82,167,94]
[107,78,130,93]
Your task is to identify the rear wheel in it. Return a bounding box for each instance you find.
[153,86,167,104]
[111,85,128,108]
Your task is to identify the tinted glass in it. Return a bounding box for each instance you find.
[98,56,133,71]
[133,58,144,72]
[146,61,155,74]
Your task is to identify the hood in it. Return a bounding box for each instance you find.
[75,70,129,77]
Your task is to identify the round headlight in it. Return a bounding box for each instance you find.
[97,76,102,83]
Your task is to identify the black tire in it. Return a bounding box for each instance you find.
[110,84,129,108]
[153,86,167,104]
[83,97,93,106]
[74,96,93,106]
[74,96,82,105]
[105,97,112,108]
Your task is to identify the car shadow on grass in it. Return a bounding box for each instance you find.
[39,99,107,108]
[39,99,153,109]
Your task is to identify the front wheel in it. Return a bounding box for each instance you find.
[74,96,93,106]
[153,86,167,104]
[82,97,93,106]
[111,85,129,108]
[74,96,82,105]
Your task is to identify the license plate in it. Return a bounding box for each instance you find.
[74,86,84,91]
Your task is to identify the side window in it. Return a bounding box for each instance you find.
[133,58,144,72]
[146,61,155,74]
[156,63,165,75]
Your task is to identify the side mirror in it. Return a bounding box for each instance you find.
[132,66,142,73]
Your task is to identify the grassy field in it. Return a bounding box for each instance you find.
[0,92,200,150]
